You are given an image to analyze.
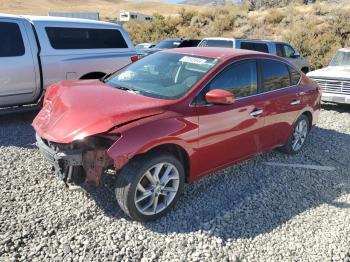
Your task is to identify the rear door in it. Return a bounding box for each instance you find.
[257,59,304,149]
[195,60,266,177]
[0,19,38,106]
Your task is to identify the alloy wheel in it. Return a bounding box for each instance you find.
[292,119,308,151]
[134,162,180,216]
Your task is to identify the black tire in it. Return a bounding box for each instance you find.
[115,151,185,222]
[279,114,310,155]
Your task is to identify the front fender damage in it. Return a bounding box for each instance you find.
[82,150,114,186]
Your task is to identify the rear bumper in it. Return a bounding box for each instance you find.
[321,92,350,104]
[36,133,83,181]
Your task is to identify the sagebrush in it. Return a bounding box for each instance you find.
[124,2,350,70]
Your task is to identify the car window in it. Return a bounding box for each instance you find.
[261,60,290,91]
[289,66,301,85]
[179,40,200,48]
[45,27,128,49]
[283,44,295,58]
[329,50,350,66]
[276,44,284,57]
[0,22,25,57]
[198,40,234,48]
[154,40,181,49]
[106,52,219,99]
[240,42,269,53]
[208,61,258,98]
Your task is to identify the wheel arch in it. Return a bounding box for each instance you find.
[301,110,313,130]
[142,143,190,181]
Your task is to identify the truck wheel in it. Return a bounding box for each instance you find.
[115,151,185,222]
[280,115,310,155]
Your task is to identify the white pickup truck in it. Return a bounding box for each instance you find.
[0,14,136,108]
[307,48,350,105]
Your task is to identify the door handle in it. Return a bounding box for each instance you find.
[250,108,263,117]
[290,99,301,105]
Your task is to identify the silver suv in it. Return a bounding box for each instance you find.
[0,14,136,108]
[198,37,310,73]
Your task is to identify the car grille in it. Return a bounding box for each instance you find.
[311,78,350,95]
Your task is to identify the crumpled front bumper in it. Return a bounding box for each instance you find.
[36,133,83,183]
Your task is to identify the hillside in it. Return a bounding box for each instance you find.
[125,1,350,69]
[0,0,202,20]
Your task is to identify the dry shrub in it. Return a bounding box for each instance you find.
[125,2,350,69]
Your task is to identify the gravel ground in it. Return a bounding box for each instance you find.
[0,104,350,262]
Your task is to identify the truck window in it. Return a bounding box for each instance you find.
[199,40,233,48]
[45,27,128,49]
[261,60,290,91]
[240,42,269,53]
[0,22,25,57]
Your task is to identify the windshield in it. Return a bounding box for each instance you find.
[329,51,350,66]
[105,52,220,99]
[155,40,181,49]
[198,39,234,48]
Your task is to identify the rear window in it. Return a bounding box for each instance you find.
[240,42,269,53]
[198,39,234,48]
[289,66,301,85]
[178,40,200,48]
[0,22,25,57]
[261,60,290,91]
[45,27,128,49]
[154,40,181,49]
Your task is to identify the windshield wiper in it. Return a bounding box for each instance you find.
[115,86,140,94]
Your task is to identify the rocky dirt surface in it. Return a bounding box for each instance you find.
[0,104,350,262]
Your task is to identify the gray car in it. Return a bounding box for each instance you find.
[0,14,136,108]
[198,37,310,73]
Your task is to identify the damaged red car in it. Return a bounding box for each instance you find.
[33,48,321,221]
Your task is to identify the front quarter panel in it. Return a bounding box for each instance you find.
[106,113,199,172]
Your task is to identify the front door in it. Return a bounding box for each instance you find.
[195,60,266,177]
[0,19,38,106]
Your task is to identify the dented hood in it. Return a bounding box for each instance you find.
[33,80,170,143]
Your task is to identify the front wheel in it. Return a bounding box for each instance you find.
[280,115,310,154]
[115,151,185,222]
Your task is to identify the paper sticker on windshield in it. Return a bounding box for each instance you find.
[180,56,207,65]
[117,70,135,81]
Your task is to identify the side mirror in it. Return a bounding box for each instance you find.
[291,52,300,58]
[205,89,235,105]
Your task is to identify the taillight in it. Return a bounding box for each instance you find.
[130,55,139,63]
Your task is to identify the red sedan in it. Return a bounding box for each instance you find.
[33,48,321,221]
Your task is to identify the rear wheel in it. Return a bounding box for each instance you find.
[115,151,185,222]
[280,115,310,154]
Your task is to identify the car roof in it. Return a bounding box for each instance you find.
[338,47,350,52]
[163,47,278,60]
[201,37,234,41]
[201,37,290,45]
[0,13,118,27]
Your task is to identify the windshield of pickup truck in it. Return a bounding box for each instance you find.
[105,52,219,99]
[329,50,350,66]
